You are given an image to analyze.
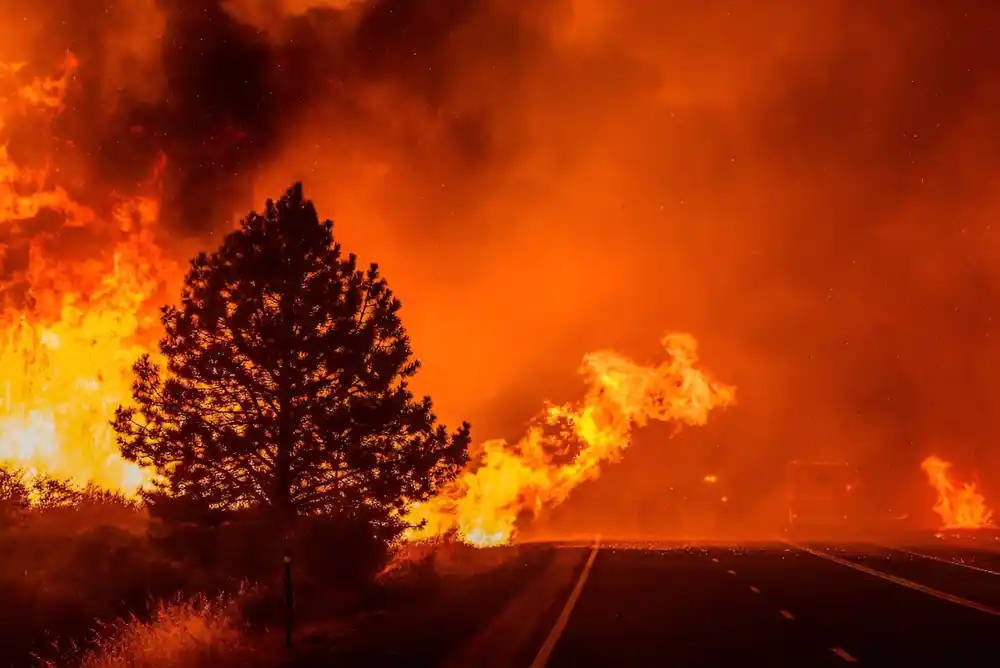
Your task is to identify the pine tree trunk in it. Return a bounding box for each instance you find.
[274,285,296,532]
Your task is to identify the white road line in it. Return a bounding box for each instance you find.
[529,538,601,668]
[786,541,1000,616]
[779,609,795,620]
[750,586,761,594]
[885,545,1000,577]
[830,647,858,662]
[726,569,737,575]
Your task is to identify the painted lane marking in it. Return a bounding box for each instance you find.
[830,647,857,662]
[786,542,1000,616]
[529,538,601,668]
[885,545,1000,577]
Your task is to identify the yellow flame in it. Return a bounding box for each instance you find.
[921,455,994,529]
[1,55,733,536]
[402,333,735,546]
[0,53,170,494]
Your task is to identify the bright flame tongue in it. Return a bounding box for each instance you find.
[0,54,166,493]
[921,455,994,530]
[0,56,734,530]
[402,333,736,546]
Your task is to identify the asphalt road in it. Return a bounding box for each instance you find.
[527,541,1000,667]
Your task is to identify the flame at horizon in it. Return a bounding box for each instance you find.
[921,455,994,530]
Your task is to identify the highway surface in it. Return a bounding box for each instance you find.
[526,540,1000,667]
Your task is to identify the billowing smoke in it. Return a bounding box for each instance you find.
[1,0,565,233]
[4,0,1000,536]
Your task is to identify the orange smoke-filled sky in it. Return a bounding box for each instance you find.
[2,0,999,533]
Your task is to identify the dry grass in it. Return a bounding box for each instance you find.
[42,594,274,668]
[430,542,525,578]
[378,537,526,586]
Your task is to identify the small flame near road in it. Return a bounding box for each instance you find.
[921,455,994,530]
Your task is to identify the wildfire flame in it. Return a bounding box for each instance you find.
[402,333,736,546]
[0,54,169,493]
[921,455,994,530]
[0,56,734,545]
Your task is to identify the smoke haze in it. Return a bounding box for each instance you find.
[3,0,1000,535]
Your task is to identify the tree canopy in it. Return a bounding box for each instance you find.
[113,183,469,532]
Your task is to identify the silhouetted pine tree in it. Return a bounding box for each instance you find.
[113,183,469,538]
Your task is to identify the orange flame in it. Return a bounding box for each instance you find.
[921,455,994,529]
[0,56,733,535]
[0,54,171,493]
[402,333,736,546]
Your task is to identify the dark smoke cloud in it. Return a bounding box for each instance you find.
[6,0,1000,534]
[5,0,524,231]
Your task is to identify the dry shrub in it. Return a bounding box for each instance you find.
[378,537,524,585]
[430,542,523,578]
[0,469,235,666]
[0,468,401,665]
[376,537,449,584]
[43,594,274,668]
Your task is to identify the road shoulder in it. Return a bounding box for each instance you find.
[441,546,591,668]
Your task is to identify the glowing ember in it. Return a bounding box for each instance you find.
[921,455,994,530]
[0,54,170,493]
[402,333,735,546]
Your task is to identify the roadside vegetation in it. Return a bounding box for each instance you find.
[1,184,483,667]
